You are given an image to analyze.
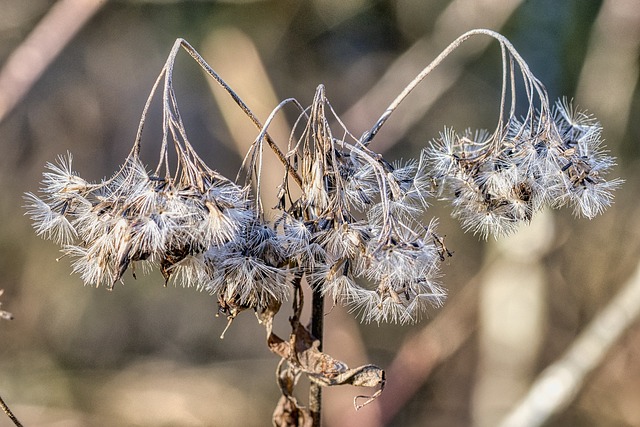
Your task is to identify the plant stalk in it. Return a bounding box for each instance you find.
[0,394,23,427]
[309,286,324,426]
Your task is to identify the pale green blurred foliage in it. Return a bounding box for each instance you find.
[1,1,640,426]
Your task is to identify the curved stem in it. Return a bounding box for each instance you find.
[239,97,307,210]
[133,38,303,187]
[178,39,303,187]
[361,28,544,146]
[0,394,23,427]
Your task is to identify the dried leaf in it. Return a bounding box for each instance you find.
[264,305,385,409]
[273,395,312,427]
[259,283,384,412]
[273,360,312,427]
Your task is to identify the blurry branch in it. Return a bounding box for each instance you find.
[576,0,640,141]
[472,213,553,427]
[0,0,104,124]
[332,2,521,423]
[497,260,640,427]
[344,0,523,152]
[493,7,640,423]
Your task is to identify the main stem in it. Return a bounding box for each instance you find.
[309,286,324,426]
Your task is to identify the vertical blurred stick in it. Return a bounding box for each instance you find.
[335,2,522,426]
[498,260,640,427]
[0,0,105,124]
[472,212,554,427]
[575,0,640,142]
[496,4,640,426]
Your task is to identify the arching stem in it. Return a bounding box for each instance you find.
[0,394,23,427]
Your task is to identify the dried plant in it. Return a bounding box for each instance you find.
[24,29,620,426]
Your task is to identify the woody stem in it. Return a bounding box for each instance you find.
[309,282,325,426]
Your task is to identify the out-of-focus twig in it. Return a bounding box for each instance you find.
[576,0,640,142]
[0,0,105,124]
[493,5,640,425]
[472,212,554,427]
[497,260,640,427]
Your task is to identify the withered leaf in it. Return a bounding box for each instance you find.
[273,360,312,427]
[261,303,385,410]
[273,395,312,427]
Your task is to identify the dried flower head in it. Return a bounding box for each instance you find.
[423,32,621,238]
[25,30,620,324]
[24,31,623,422]
[250,85,447,324]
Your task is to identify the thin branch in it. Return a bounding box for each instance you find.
[0,394,24,427]
[498,260,640,427]
[178,38,303,187]
[0,0,105,123]
[344,0,524,152]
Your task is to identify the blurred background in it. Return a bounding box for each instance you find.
[1,0,640,426]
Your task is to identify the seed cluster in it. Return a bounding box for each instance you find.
[270,86,447,323]
[25,150,253,291]
[25,31,621,324]
[428,99,621,237]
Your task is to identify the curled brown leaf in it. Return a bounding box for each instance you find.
[261,297,385,411]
